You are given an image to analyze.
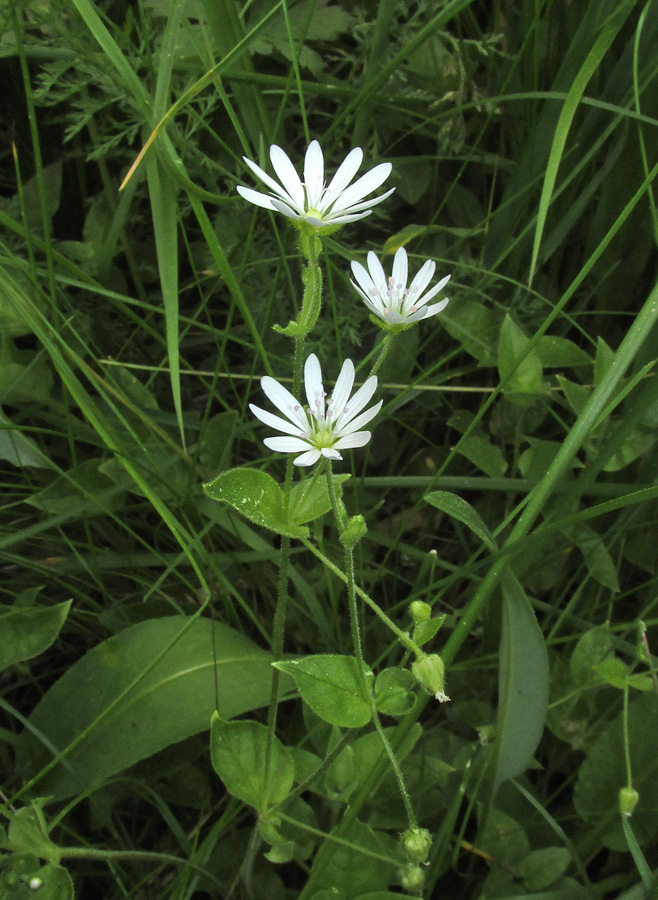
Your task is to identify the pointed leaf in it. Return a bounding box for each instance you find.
[274,654,373,728]
[0,601,72,671]
[289,473,350,525]
[210,714,294,812]
[424,491,497,551]
[493,571,549,792]
[203,467,308,538]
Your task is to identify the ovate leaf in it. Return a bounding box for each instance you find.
[210,714,294,812]
[0,601,72,671]
[289,473,350,525]
[203,467,308,539]
[275,655,373,728]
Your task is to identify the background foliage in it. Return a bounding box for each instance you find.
[2,0,658,898]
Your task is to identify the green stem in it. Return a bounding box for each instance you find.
[57,847,224,888]
[369,332,394,378]
[622,684,632,789]
[264,232,322,793]
[300,537,424,657]
[325,460,416,829]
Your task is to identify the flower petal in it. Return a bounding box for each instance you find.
[329,358,355,421]
[328,187,395,216]
[236,186,277,210]
[337,399,383,436]
[294,448,322,466]
[249,403,306,437]
[322,146,363,205]
[392,247,408,293]
[333,431,372,449]
[270,197,302,220]
[304,140,325,209]
[334,376,378,430]
[269,145,305,210]
[264,436,312,453]
[423,298,450,318]
[260,376,307,429]
[329,162,392,212]
[407,259,436,300]
[366,251,388,298]
[242,157,295,203]
[320,447,342,460]
[304,353,325,419]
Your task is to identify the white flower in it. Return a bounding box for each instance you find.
[351,247,451,326]
[236,140,394,228]
[249,353,382,467]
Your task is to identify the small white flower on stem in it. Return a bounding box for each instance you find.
[351,246,451,327]
[249,354,382,467]
[237,140,394,228]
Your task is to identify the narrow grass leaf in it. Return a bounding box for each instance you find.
[528,0,638,286]
[145,153,184,446]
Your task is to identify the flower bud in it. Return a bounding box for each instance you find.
[412,654,450,702]
[401,826,432,864]
[619,786,639,817]
[340,514,367,549]
[400,862,425,894]
[409,601,431,625]
[29,878,43,891]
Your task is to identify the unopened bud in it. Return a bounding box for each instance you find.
[400,862,425,894]
[340,514,367,549]
[409,601,431,625]
[412,654,450,702]
[619,786,639,817]
[401,826,432,864]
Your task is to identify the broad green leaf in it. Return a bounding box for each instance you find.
[203,468,308,539]
[0,336,53,405]
[570,625,614,687]
[289,473,350,525]
[7,805,58,864]
[0,601,71,671]
[454,432,508,477]
[424,490,497,551]
[498,315,544,404]
[210,714,294,812]
[592,658,653,691]
[0,411,52,468]
[374,668,415,716]
[274,655,373,728]
[574,692,658,850]
[27,460,121,516]
[20,616,283,799]
[0,855,74,900]
[305,819,399,898]
[536,335,592,368]
[519,438,583,481]
[441,297,498,365]
[518,847,571,891]
[493,571,549,793]
[567,524,620,592]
